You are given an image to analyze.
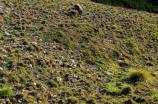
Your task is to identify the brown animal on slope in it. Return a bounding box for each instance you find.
[74,4,83,15]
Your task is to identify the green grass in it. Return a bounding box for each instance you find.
[106,83,122,95]
[0,87,13,98]
[152,93,158,99]
[128,68,155,83]
[0,0,157,103]
[121,85,133,95]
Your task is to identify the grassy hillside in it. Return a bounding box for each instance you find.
[0,0,158,103]
[91,0,158,13]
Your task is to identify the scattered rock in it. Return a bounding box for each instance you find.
[53,46,56,50]
[5,31,10,35]
[18,100,22,103]
[72,74,77,78]
[0,47,6,52]
[55,60,62,65]
[0,67,3,70]
[54,77,62,82]
[41,86,47,91]
[105,72,113,76]
[59,56,64,59]
[6,98,11,104]
[31,42,37,45]
[11,45,18,48]
[43,50,47,54]
[29,64,32,67]
[86,69,90,72]
[10,68,16,70]
[50,94,57,98]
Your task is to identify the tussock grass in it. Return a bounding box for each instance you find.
[128,68,155,83]
[0,87,12,98]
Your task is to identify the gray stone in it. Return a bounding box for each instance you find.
[6,98,10,102]
[51,94,57,98]
[72,74,77,78]
[54,77,62,82]
[105,72,113,76]
[32,42,37,45]
[0,67,3,70]
[53,46,56,50]
[18,45,22,48]
[41,86,47,91]
[0,47,6,52]
[11,45,17,48]
[29,64,32,67]
[55,60,62,65]
[5,32,10,35]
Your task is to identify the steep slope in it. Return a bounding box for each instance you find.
[0,0,158,103]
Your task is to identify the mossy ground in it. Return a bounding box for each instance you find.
[0,0,158,103]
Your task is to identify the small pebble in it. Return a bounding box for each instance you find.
[54,77,62,82]
[5,32,10,35]
[29,64,32,67]
[41,86,47,91]
[51,94,57,98]
[0,67,3,71]
[53,46,56,49]
[18,100,22,103]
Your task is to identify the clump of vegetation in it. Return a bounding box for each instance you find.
[48,80,58,88]
[106,83,122,95]
[11,76,19,83]
[0,78,7,84]
[15,93,24,100]
[128,68,148,82]
[67,96,79,104]
[0,87,13,98]
[105,83,133,95]
[121,85,133,95]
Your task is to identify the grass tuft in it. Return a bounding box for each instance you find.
[121,85,133,95]
[106,83,122,95]
[128,68,155,83]
[0,87,13,98]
